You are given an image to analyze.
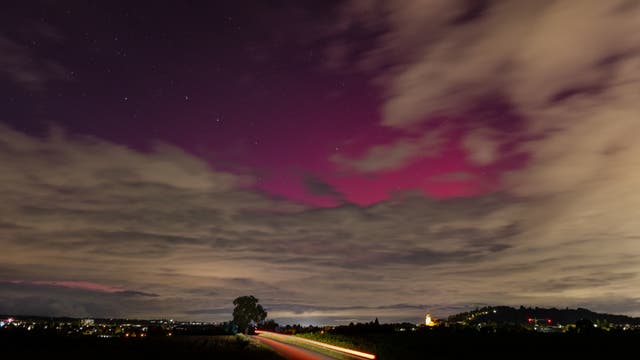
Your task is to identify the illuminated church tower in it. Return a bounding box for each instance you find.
[425,313,434,326]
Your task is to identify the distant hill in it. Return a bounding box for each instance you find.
[447,306,640,326]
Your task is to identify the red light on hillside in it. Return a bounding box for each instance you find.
[547,319,552,324]
[527,318,533,323]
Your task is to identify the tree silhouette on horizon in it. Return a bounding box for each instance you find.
[232,295,267,333]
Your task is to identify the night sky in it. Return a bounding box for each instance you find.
[2,1,639,324]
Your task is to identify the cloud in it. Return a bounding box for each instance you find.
[303,174,343,199]
[0,27,68,91]
[1,116,640,321]
[0,1,640,322]
[320,0,640,317]
[1,280,159,297]
[337,1,638,126]
[116,290,160,297]
[4,1,640,322]
[0,282,164,318]
[5,280,125,293]
[330,0,639,166]
[0,122,513,320]
[462,128,499,166]
[184,307,233,315]
[429,171,475,182]
[332,130,443,173]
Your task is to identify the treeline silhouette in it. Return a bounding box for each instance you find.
[448,305,640,326]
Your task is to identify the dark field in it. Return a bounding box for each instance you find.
[3,330,640,360]
[298,330,640,360]
[0,334,283,360]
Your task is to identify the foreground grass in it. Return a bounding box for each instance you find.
[296,332,377,357]
[0,333,283,359]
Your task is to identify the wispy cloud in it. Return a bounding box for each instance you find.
[332,130,443,173]
[6,280,125,293]
[0,26,68,91]
[3,280,159,297]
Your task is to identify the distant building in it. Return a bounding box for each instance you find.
[425,313,437,326]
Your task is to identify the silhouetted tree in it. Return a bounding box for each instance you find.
[260,319,279,331]
[575,319,595,334]
[232,295,267,333]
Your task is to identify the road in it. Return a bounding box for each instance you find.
[252,335,337,360]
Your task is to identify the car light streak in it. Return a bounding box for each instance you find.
[255,330,376,359]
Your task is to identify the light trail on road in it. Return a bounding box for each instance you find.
[253,335,337,360]
[255,330,376,359]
